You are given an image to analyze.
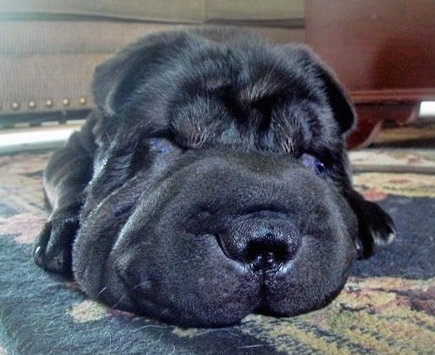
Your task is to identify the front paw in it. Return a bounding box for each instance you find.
[33,214,79,276]
[366,201,396,246]
[355,199,396,259]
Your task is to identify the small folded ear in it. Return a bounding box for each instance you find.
[346,190,396,258]
[285,45,356,134]
[92,31,190,117]
[316,63,356,134]
[92,49,139,117]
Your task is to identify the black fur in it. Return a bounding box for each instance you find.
[33,28,395,327]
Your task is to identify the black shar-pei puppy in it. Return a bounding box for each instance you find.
[34,28,395,327]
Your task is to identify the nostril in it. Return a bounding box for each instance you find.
[245,239,291,272]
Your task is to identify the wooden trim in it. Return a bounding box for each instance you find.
[350,88,435,105]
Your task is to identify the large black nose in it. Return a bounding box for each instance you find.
[218,213,301,273]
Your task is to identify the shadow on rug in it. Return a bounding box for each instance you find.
[0,150,434,354]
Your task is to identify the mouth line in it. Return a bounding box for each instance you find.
[253,286,282,317]
[250,265,285,313]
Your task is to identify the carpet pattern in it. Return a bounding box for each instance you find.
[0,149,434,354]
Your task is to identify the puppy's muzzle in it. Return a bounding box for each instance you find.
[217,212,301,274]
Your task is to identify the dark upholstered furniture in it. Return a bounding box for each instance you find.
[0,0,304,127]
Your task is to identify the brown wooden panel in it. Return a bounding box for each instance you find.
[305,0,435,91]
[305,0,435,148]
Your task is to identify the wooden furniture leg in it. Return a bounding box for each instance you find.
[347,103,419,149]
[346,89,435,149]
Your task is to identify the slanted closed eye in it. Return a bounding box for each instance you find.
[149,138,171,155]
[148,138,182,169]
[299,153,326,177]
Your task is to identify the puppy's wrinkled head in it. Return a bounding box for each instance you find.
[73,29,395,327]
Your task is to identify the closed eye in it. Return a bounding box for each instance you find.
[299,153,327,177]
[149,138,170,155]
[148,138,182,169]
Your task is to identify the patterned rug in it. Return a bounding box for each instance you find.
[0,145,434,354]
